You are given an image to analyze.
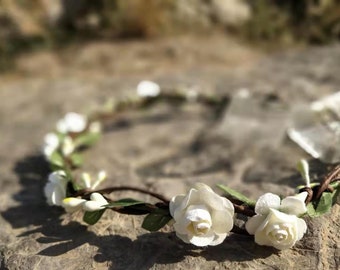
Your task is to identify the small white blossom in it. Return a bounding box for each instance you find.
[80,171,107,190]
[43,133,60,158]
[83,193,108,211]
[62,197,86,213]
[137,80,161,97]
[61,136,75,156]
[89,121,102,133]
[246,192,308,250]
[169,183,234,247]
[44,171,68,206]
[56,112,87,133]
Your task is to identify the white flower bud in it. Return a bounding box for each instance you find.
[83,193,108,212]
[137,80,160,97]
[43,133,60,158]
[56,112,87,133]
[62,197,86,213]
[61,136,75,156]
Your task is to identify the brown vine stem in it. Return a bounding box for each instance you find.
[76,186,170,204]
[233,204,256,217]
[315,164,340,200]
[303,164,340,204]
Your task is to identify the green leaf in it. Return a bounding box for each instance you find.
[105,198,145,208]
[49,151,65,168]
[83,209,105,225]
[331,183,340,205]
[74,133,100,148]
[142,208,172,232]
[315,192,333,215]
[70,153,83,167]
[306,202,317,217]
[306,192,333,217]
[217,184,256,207]
[297,159,311,186]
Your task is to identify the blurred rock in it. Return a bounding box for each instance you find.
[1,0,44,36]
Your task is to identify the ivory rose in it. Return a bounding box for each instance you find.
[169,183,234,247]
[246,192,308,250]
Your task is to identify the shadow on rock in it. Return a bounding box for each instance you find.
[35,219,274,269]
[2,154,62,228]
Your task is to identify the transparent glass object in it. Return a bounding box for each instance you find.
[217,89,288,148]
[287,92,340,163]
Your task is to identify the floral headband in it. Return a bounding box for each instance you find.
[43,81,340,250]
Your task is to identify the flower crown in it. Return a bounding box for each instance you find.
[43,81,340,250]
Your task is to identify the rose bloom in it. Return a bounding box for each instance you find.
[169,183,234,247]
[246,192,308,250]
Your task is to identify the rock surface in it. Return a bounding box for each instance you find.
[0,36,339,269]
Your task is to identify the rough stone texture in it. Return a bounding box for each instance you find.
[0,36,339,269]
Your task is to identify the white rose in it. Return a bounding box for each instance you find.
[44,171,68,206]
[169,183,234,247]
[56,112,87,133]
[246,192,308,250]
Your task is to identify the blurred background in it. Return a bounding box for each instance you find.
[1,0,340,72]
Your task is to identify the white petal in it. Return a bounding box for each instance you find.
[44,133,59,148]
[62,136,75,156]
[90,192,108,204]
[137,80,160,97]
[51,186,65,206]
[56,119,67,133]
[173,218,191,235]
[43,145,56,158]
[296,218,307,241]
[169,194,185,217]
[245,214,266,235]
[89,121,101,133]
[211,209,234,234]
[44,182,55,205]
[194,182,214,193]
[185,205,211,223]
[48,170,67,183]
[188,231,215,247]
[268,208,296,224]
[255,193,281,215]
[91,171,107,189]
[62,197,86,213]
[281,192,307,216]
[173,189,199,220]
[83,201,105,211]
[81,172,92,189]
[64,112,87,133]
[254,229,273,246]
